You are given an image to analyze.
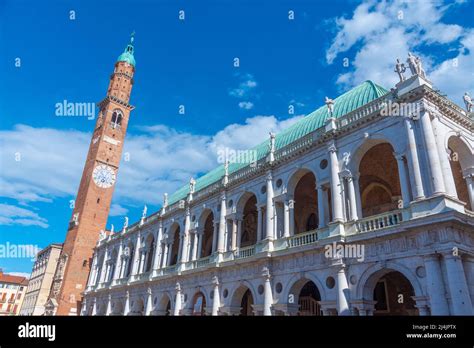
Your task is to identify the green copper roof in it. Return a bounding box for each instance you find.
[168,80,388,205]
[117,35,136,67]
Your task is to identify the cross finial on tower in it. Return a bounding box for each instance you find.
[130,31,135,44]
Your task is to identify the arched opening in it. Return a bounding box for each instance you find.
[231,285,255,316]
[133,298,145,316]
[359,143,401,217]
[169,225,181,266]
[240,289,254,316]
[372,271,418,316]
[200,211,214,257]
[111,110,123,128]
[448,136,473,211]
[241,195,258,247]
[157,295,172,316]
[144,234,155,272]
[113,301,124,316]
[192,292,206,316]
[294,171,318,234]
[298,281,321,316]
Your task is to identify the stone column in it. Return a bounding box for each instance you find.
[106,295,112,315]
[211,222,218,253]
[404,117,425,199]
[443,253,473,315]
[177,236,184,265]
[431,115,457,198]
[464,256,474,305]
[196,232,203,259]
[211,276,220,316]
[145,288,153,316]
[265,171,275,241]
[464,174,474,210]
[288,199,295,236]
[283,200,290,238]
[91,298,97,316]
[317,185,326,228]
[394,153,412,208]
[256,206,263,241]
[139,249,146,273]
[191,231,199,261]
[336,265,350,315]
[328,142,344,222]
[181,208,191,263]
[262,267,273,316]
[346,177,358,221]
[231,219,238,251]
[152,221,163,271]
[99,249,108,284]
[166,243,172,267]
[174,283,182,316]
[113,243,123,280]
[420,111,445,195]
[123,291,130,316]
[217,192,227,254]
[131,233,141,276]
[161,243,169,268]
[423,254,449,315]
[353,174,363,219]
[236,219,243,249]
[88,254,99,287]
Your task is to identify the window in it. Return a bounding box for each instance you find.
[111,110,123,129]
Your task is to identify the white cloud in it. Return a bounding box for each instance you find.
[229,73,258,98]
[238,101,254,110]
[210,115,304,153]
[0,203,49,228]
[109,204,129,217]
[326,0,472,101]
[1,114,303,217]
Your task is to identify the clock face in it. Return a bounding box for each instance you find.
[92,164,116,188]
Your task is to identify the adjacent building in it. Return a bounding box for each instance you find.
[0,270,29,316]
[20,243,62,316]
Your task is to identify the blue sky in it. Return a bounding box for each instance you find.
[1,0,473,275]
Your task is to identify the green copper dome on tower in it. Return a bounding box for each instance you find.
[117,32,136,67]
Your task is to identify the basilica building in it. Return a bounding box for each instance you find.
[81,43,474,316]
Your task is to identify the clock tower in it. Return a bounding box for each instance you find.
[46,35,137,315]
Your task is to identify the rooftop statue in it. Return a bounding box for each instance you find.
[394,58,406,82]
[325,96,335,116]
[463,92,473,113]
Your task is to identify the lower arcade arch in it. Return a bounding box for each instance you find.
[363,269,420,316]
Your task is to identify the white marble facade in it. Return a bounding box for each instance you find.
[82,75,474,316]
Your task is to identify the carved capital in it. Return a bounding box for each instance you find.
[262,266,271,280]
[212,276,219,286]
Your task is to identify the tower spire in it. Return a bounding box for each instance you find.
[117,32,136,67]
